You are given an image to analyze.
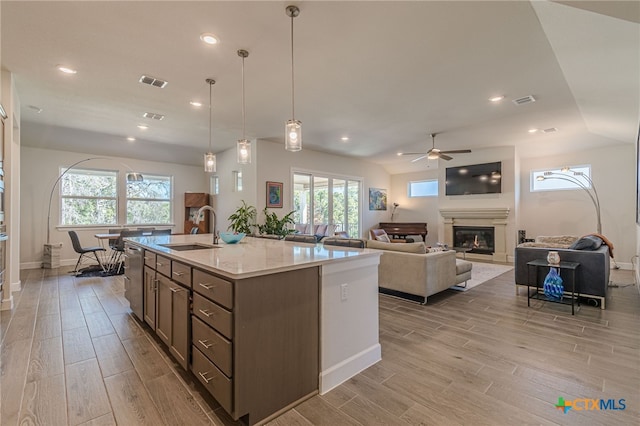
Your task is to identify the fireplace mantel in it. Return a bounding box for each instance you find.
[439,208,510,262]
[439,208,510,220]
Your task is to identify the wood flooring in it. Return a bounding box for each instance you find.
[1,266,638,425]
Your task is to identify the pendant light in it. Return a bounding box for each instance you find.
[237,49,251,164]
[204,78,216,172]
[285,5,302,152]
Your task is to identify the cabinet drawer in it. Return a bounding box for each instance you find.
[193,269,233,309]
[155,254,171,277]
[192,346,232,414]
[144,251,156,268]
[192,315,232,377]
[193,293,232,340]
[171,261,192,287]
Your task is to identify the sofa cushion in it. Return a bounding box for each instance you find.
[569,235,603,250]
[366,239,426,253]
[456,259,473,275]
[534,235,578,247]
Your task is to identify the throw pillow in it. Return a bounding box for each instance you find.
[426,247,446,253]
[375,233,391,243]
[569,235,603,250]
[366,239,426,253]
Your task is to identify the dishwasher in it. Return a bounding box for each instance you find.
[123,243,144,320]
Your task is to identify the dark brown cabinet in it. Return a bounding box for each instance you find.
[143,265,157,329]
[142,252,191,370]
[128,242,319,426]
[184,192,210,234]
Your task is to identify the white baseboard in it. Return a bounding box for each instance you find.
[21,259,89,270]
[11,279,22,292]
[319,343,381,395]
[1,293,14,311]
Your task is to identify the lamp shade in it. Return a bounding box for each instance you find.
[204,152,216,173]
[237,139,251,164]
[285,119,302,152]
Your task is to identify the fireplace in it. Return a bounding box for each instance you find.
[440,208,510,262]
[453,226,495,255]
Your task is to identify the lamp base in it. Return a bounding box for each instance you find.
[43,243,62,269]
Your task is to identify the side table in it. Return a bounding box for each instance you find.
[453,247,472,259]
[526,259,580,315]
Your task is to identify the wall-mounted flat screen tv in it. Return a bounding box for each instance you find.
[445,162,502,196]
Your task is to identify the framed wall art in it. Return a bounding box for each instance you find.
[369,187,387,211]
[266,181,283,208]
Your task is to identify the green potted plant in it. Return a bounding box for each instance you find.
[257,207,295,238]
[227,200,257,235]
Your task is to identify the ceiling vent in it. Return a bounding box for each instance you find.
[143,112,165,121]
[542,127,558,133]
[139,75,168,88]
[512,95,536,105]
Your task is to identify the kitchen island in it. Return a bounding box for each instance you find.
[124,234,381,426]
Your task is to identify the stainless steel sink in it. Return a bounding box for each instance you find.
[159,243,221,251]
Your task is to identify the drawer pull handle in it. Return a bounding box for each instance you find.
[173,271,185,277]
[198,339,214,349]
[198,309,213,317]
[198,371,214,384]
[198,282,216,290]
[169,287,184,293]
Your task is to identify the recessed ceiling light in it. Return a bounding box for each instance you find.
[57,65,77,74]
[127,137,136,142]
[341,137,349,141]
[528,128,538,133]
[489,95,504,102]
[200,33,220,45]
[190,101,203,107]
[137,124,149,130]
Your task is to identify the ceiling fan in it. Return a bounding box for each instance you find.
[399,133,471,162]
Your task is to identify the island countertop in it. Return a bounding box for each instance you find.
[125,234,380,280]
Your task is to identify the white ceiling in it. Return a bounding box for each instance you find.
[2,1,639,174]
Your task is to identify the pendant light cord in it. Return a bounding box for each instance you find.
[208,81,213,151]
[242,55,246,139]
[290,12,295,120]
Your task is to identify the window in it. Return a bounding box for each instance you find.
[409,179,438,197]
[293,172,361,237]
[61,168,117,225]
[126,174,172,225]
[531,165,592,192]
[211,175,219,195]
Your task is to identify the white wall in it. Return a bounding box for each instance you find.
[390,169,440,246]
[2,69,22,309]
[255,139,389,239]
[520,144,635,266]
[391,146,517,251]
[20,147,208,268]
[212,140,258,233]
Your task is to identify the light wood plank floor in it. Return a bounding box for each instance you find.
[1,266,638,425]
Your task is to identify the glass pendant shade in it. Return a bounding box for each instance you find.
[126,172,144,182]
[285,119,302,152]
[237,139,251,164]
[204,152,216,173]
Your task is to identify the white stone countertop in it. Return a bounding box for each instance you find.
[126,234,380,280]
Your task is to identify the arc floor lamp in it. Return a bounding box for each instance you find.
[44,157,143,268]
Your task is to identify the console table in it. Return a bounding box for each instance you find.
[378,222,427,241]
[526,259,580,315]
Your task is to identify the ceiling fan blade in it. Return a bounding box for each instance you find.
[439,154,453,161]
[440,149,472,154]
[410,155,428,163]
[398,152,425,156]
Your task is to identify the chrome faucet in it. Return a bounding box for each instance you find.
[194,205,219,245]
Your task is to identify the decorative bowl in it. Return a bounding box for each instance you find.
[219,232,245,244]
